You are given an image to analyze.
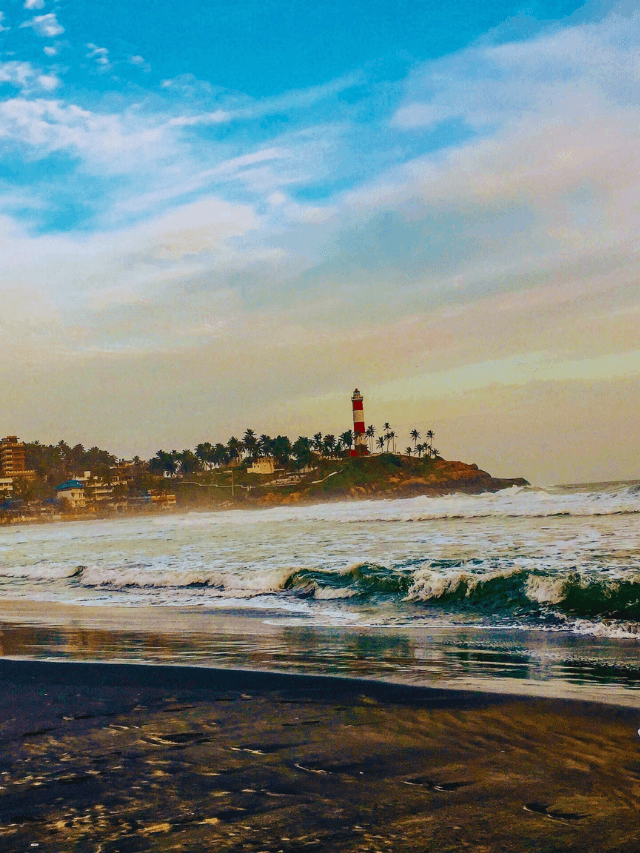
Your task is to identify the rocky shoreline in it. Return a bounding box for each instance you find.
[253,457,529,506]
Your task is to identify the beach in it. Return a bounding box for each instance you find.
[1,483,640,850]
[1,658,639,852]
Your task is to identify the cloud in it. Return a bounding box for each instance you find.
[86,42,110,67]
[24,0,45,8]
[0,60,60,91]
[2,4,640,479]
[20,12,64,37]
[128,55,150,72]
[0,12,8,32]
[168,71,364,128]
[43,44,58,57]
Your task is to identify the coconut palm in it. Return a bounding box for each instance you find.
[226,436,243,464]
[426,429,435,449]
[405,446,412,457]
[312,432,323,453]
[410,428,420,449]
[365,425,376,452]
[178,449,201,475]
[387,430,396,453]
[243,429,258,459]
[212,443,229,467]
[195,442,214,470]
[376,436,386,453]
[323,434,337,457]
[339,430,353,453]
[258,434,272,458]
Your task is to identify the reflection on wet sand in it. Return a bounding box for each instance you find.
[2,612,640,706]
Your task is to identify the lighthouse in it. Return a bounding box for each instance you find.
[351,388,367,456]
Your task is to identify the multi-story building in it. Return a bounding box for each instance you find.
[0,436,35,479]
[55,480,86,509]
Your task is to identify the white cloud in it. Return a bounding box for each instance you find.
[128,55,150,72]
[43,44,58,57]
[24,0,45,9]
[0,98,177,174]
[20,12,64,37]
[0,60,59,91]
[37,73,59,90]
[168,71,363,128]
[86,43,110,67]
[0,12,9,32]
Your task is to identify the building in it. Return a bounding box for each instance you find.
[351,389,368,456]
[55,480,86,509]
[0,478,13,495]
[247,458,276,475]
[0,436,35,479]
[74,471,115,502]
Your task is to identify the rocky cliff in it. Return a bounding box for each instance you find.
[252,455,529,506]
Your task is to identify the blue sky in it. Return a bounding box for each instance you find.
[1,0,639,482]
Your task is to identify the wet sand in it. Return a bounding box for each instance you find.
[1,659,640,852]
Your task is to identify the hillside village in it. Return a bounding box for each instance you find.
[0,391,527,523]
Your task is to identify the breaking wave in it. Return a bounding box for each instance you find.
[62,559,640,624]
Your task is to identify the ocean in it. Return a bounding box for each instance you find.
[1,479,640,705]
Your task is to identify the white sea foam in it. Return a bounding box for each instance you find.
[0,479,637,638]
[525,575,566,605]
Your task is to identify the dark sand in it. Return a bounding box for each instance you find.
[1,659,640,852]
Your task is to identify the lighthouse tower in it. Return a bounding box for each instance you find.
[351,388,367,456]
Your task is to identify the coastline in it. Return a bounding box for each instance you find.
[3,598,640,709]
[0,456,530,526]
[1,656,640,851]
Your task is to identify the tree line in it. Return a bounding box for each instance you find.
[149,424,438,478]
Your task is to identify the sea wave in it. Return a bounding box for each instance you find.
[64,558,640,622]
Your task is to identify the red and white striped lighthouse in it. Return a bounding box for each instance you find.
[351,388,367,455]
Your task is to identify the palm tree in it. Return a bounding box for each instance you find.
[339,430,353,454]
[383,422,391,432]
[405,446,412,457]
[431,448,440,459]
[416,443,425,458]
[365,425,376,452]
[376,436,385,453]
[323,434,336,457]
[178,449,200,475]
[243,429,258,459]
[258,434,272,458]
[386,430,396,453]
[195,442,213,470]
[226,436,243,464]
[150,449,177,477]
[212,443,229,467]
[426,429,435,450]
[410,428,420,449]
[312,432,323,453]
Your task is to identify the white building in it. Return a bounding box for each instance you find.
[55,480,86,509]
[247,458,276,475]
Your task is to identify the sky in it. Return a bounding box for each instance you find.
[0,0,639,484]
